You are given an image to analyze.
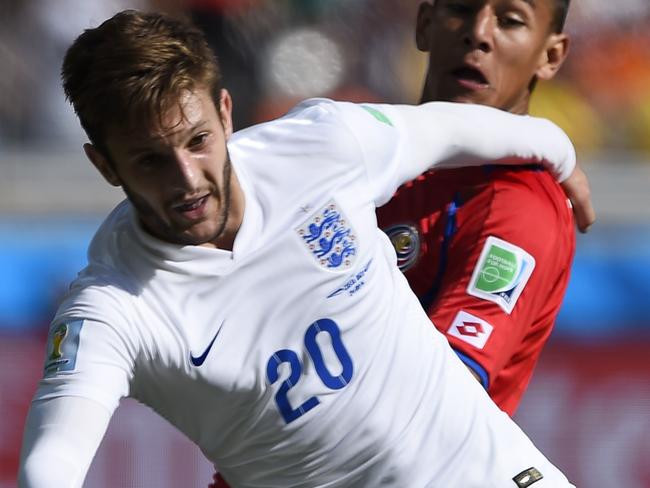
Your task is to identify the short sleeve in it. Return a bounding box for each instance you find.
[426,171,575,401]
[34,293,136,413]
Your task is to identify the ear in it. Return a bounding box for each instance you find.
[536,33,569,81]
[83,143,121,187]
[415,2,435,52]
[218,88,234,139]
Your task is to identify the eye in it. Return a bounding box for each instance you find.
[498,14,526,28]
[189,132,210,150]
[136,154,157,169]
[136,154,155,167]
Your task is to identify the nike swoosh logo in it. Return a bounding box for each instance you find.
[190,322,224,367]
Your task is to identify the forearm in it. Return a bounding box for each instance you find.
[18,396,112,488]
[398,102,576,182]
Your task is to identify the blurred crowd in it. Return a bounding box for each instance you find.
[1,0,650,158]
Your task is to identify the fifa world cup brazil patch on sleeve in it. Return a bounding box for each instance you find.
[44,319,84,375]
[361,106,393,127]
[467,236,535,314]
[513,467,543,487]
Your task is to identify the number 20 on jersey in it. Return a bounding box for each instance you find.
[266,319,353,424]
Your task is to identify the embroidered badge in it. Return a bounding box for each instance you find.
[384,224,420,271]
[447,311,494,349]
[44,319,84,375]
[467,236,535,314]
[513,467,543,487]
[296,200,357,270]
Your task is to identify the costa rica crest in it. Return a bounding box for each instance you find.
[384,224,420,271]
[296,200,357,269]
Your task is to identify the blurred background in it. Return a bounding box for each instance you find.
[1,0,649,487]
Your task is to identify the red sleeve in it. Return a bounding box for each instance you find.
[425,169,575,413]
[378,167,575,414]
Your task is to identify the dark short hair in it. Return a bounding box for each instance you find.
[62,10,223,152]
[551,0,571,33]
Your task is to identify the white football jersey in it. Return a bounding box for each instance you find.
[34,100,575,487]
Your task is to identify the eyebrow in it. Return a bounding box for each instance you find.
[126,120,209,156]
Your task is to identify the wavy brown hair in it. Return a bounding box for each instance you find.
[62,10,223,155]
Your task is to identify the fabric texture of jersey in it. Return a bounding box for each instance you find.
[28,100,576,487]
[377,165,576,415]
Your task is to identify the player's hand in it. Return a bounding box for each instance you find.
[561,164,595,233]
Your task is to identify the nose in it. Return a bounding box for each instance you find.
[170,152,202,191]
[462,6,494,52]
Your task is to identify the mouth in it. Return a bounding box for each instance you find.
[450,65,489,91]
[172,194,210,220]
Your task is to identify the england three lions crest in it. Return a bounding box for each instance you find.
[296,200,357,270]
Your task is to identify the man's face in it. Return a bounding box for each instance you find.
[418,0,565,113]
[90,87,235,247]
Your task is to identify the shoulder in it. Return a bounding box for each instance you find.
[488,170,572,233]
[285,97,341,117]
[58,214,142,333]
[230,98,376,147]
[232,99,344,139]
[82,201,152,293]
[87,200,135,268]
[55,275,137,334]
[45,279,140,382]
[472,171,575,268]
[228,99,367,179]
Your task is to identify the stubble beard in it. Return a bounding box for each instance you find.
[123,152,233,247]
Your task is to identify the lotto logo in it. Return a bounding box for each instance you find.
[456,321,484,337]
[447,311,493,349]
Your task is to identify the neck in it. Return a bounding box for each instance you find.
[508,93,531,115]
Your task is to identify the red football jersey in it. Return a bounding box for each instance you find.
[377,165,575,415]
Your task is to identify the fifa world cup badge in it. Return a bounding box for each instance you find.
[44,320,84,375]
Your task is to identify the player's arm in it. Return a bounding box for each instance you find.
[333,99,594,231]
[18,310,134,487]
[18,396,113,488]
[401,102,594,231]
[393,102,577,182]
[331,100,574,201]
[392,102,595,231]
[426,175,576,414]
